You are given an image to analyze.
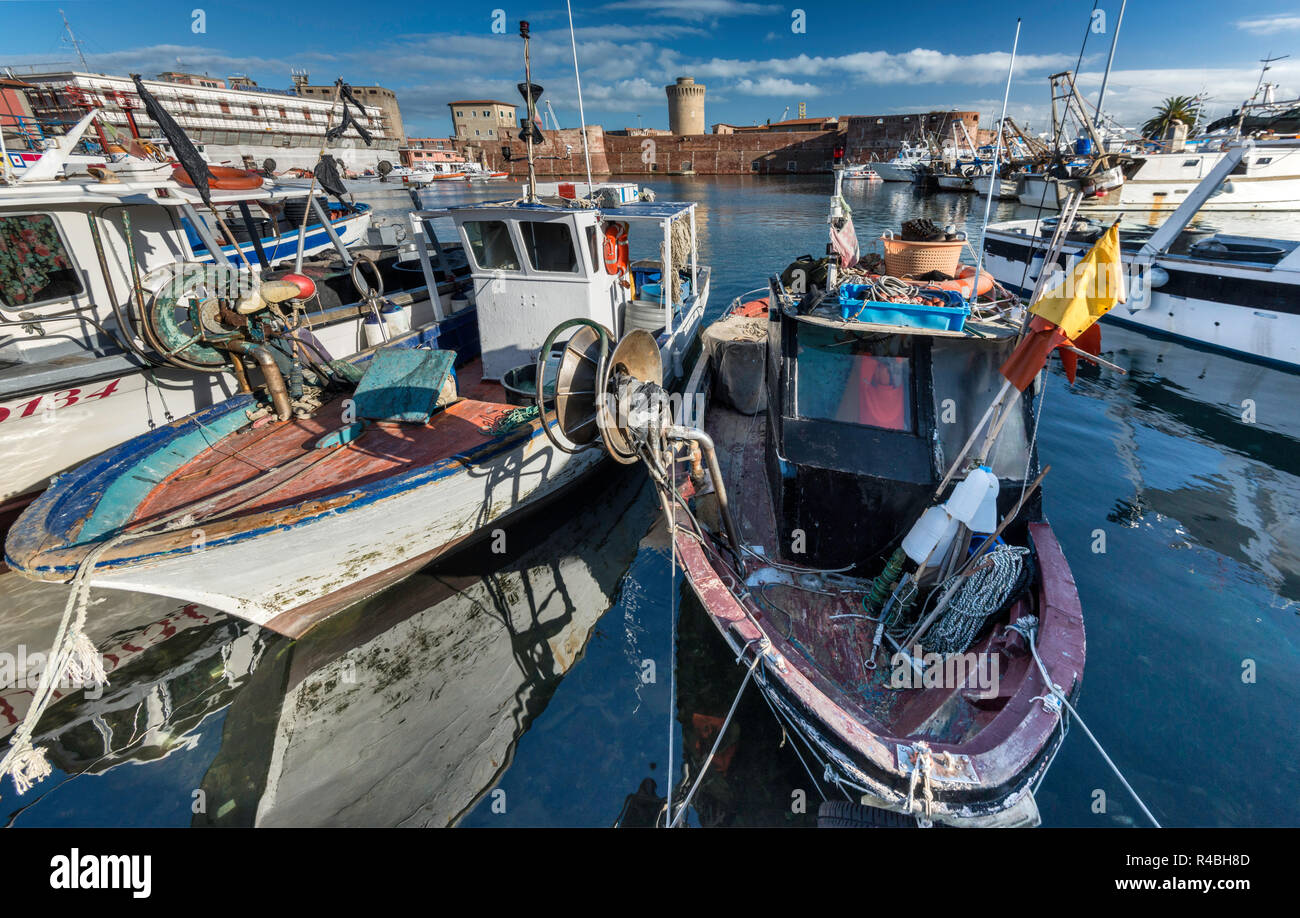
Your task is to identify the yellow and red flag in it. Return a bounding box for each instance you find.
[1000,223,1125,390]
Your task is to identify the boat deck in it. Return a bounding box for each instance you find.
[128,360,512,528]
[705,401,1033,747]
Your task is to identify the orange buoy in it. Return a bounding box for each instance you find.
[171,165,264,191]
[922,265,994,299]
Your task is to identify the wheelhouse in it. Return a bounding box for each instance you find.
[764,286,1041,571]
[415,197,707,380]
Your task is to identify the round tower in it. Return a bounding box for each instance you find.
[665,76,706,135]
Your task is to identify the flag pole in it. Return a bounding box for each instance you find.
[969,18,1020,302]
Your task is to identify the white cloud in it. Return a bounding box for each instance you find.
[692,48,1075,85]
[733,77,822,96]
[599,0,782,21]
[1236,14,1300,34]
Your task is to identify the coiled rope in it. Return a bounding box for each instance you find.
[927,545,1030,654]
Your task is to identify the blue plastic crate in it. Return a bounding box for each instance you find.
[837,284,969,332]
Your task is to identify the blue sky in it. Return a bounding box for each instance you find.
[3,1,1298,137]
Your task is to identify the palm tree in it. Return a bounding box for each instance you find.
[1142,96,1202,140]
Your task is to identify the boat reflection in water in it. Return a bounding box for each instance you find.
[0,461,653,827]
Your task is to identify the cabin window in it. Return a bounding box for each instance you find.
[795,328,913,432]
[0,214,83,310]
[585,225,600,270]
[519,222,579,273]
[463,220,520,270]
[930,338,1030,480]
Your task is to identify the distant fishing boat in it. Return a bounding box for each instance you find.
[871,141,930,182]
[844,166,883,182]
[985,139,1300,368]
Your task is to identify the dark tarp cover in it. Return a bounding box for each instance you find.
[132,74,213,208]
[313,154,348,200]
[325,82,374,147]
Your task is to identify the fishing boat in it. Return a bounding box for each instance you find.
[0,456,650,826]
[871,141,930,182]
[4,181,708,637]
[844,166,883,182]
[973,171,1022,200]
[545,165,1097,827]
[985,140,1300,368]
[0,157,471,527]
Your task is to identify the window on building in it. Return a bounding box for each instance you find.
[787,160,797,171]
[0,214,83,309]
[487,129,494,137]
[475,129,481,136]
[463,221,520,270]
[520,222,579,273]
[456,110,463,117]
[483,110,490,117]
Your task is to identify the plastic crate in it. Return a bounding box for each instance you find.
[837,285,969,332]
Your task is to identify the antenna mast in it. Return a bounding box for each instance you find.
[59,9,90,71]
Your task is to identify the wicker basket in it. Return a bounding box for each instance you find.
[881,236,965,277]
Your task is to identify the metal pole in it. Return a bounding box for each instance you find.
[565,0,595,192]
[294,80,344,273]
[521,22,538,203]
[1094,0,1127,121]
[970,18,1020,295]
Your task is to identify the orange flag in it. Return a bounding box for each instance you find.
[999,224,1124,390]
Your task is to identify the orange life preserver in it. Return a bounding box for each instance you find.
[171,165,264,191]
[603,221,629,275]
[911,265,995,299]
[736,297,769,318]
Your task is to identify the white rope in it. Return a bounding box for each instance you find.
[0,536,118,796]
[1027,623,1162,827]
[927,545,1029,654]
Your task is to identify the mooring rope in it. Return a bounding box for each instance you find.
[669,651,761,827]
[1026,621,1162,827]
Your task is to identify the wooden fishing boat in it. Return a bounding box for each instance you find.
[548,174,1087,827]
[5,193,708,638]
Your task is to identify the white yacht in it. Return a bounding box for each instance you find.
[871,141,931,182]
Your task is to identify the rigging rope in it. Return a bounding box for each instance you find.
[1025,620,1162,827]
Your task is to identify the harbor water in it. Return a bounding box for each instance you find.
[2,176,1297,827]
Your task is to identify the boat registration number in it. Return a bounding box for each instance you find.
[0,379,123,425]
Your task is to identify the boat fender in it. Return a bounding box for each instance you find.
[171,165,264,191]
[279,273,317,300]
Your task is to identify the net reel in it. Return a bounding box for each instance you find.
[535,321,667,464]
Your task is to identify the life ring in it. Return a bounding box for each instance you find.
[603,221,629,275]
[172,165,264,191]
[735,297,768,318]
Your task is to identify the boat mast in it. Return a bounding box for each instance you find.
[520,21,539,204]
[1094,0,1126,127]
[970,19,1021,299]
[59,9,91,72]
[564,0,595,192]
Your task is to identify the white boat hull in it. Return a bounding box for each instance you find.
[872,161,918,182]
[982,226,1300,368]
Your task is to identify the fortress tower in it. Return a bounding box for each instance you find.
[665,77,706,135]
